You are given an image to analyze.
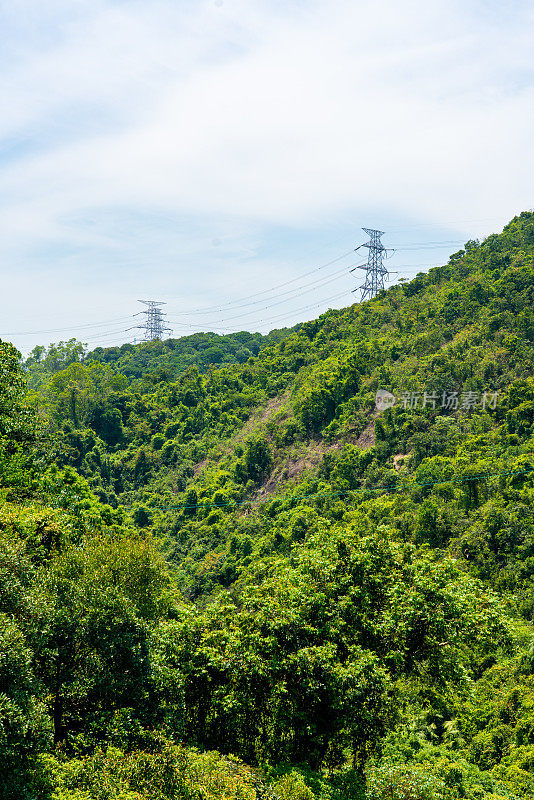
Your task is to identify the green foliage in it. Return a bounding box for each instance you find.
[24,329,291,388]
[33,743,262,800]
[0,614,46,768]
[243,435,273,483]
[365,762,450,800]
[6,212,534,797]
[24,339,86,390]
[270,772,316,800]
[0,339,43,489]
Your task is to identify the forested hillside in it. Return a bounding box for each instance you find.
[3,211,534,799]
[23,328,291,390]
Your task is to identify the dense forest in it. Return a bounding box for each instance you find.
[23,328,291,391]
[3,211,534,799]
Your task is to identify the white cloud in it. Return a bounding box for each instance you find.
[1,0,534,349]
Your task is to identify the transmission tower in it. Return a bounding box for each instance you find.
[134,300,172,341]
[352,228,389,302]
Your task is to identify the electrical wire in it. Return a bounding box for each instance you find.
[154,289,350,335]
[166,250,355,313]
[81,329,134,343]
[394,243,465,251]
[167,245,461,326]
[167,245,456,320]
[4,315,135,337]
[243,289,350,328]
[394,239,465,247]
[167,260,447,332]
[134,465,534,512]
[155,256,452,333]
[385,214,512,233]
[170,269,351,324]
[7,238,473,344]
[169,263,353,317]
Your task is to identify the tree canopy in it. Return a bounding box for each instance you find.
[4,211,534,798]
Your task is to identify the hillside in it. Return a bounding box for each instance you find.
[3,210,534,798]
[23,327,292,390]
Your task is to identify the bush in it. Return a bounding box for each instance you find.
[270,772,315,800]
[365,763,450,800]
[244,436,272,483]
[152,433,165,451]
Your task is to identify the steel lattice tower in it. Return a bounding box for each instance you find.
[354,228,389,302]
[135,300,172,341]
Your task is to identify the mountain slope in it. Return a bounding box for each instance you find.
[5,210,534,799]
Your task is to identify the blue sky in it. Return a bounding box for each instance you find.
[1,0,534,353]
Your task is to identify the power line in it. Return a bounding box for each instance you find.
[170,288,349,331]
[394,243,465,251]
[4,315,135,337]
[159,254,448,333]
[165,260,446,332]
[168,244,449,320]
[169,263,353,318]
[169,250,355,313]
[386,214,510,233]
[137,465,534,512]
[170,267,351,324]
[395,239,465,246]
[246,289,350,328]
[81,328,134,343]
[7,234,475,347]
[5,252,354,340]
[165,289,350,334]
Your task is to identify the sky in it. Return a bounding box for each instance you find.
[1,0,534,354]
